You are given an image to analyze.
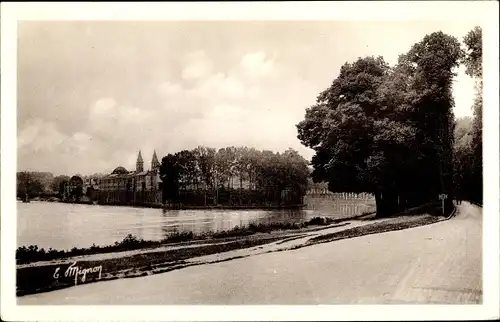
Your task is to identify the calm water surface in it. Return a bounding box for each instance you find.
[17,200,375,250]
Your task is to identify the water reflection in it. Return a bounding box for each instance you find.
[17,201,375,250]
[157,208,311,239]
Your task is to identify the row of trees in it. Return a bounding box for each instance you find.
[16,172,46,199]
[453,26,483,204]
[297,28,482,217]
[17,172,91,202]
[17,172,66,199]
[160,146,309,206]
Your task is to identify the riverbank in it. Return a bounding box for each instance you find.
[16,216,342,265]
[16,206,452,297]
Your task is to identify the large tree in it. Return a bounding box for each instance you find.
[159,154,181,203]
[462,26,483,203]
[297,31,462,217]
[175,150,198,190]
[234,146,251,190]
[452,117,474,200]
[192,146,216,190]
[403,31,463,210]
[279,148,310,198]
[297,56,404,216]
[17,172,44,199]
[214,147,237,189]
[50,175,70,196]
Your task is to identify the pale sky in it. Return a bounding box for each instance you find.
[17,21,480,176]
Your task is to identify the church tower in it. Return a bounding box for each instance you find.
[136,150,144,172]
[151,150,160,172]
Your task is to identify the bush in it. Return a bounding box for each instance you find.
[307,217,326,225]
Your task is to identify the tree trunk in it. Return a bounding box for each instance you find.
[375,190,400,217]
[375,191,386,218]
[239,177,243,206]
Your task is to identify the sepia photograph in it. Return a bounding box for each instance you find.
[1,2,499,321]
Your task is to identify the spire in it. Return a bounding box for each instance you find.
[151,150,160,171]
[136,150,144,172]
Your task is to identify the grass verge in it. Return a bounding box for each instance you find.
[307,215,441,246]
[16,236,284,297]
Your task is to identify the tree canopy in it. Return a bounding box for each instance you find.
[297,31,464,217]
[455,26,482,204]
[50,175,71,196]
[17,172,45,199]
[159,146,309,206]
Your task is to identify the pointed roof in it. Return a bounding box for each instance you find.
[137,150,144,163]
[152,150,159,165]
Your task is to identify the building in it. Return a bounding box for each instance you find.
[98,150,163,206]
[82,176,100,202]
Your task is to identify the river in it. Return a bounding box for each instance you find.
[17,200,375,250]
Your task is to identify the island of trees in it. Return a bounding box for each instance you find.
[159,146,309,207]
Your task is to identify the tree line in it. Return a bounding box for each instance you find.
[160,146,310,206]
[453,26,483,205]
[17,171,65,200]
[17,145,311,207]
[296,28,483,217]
[17,172,97,201]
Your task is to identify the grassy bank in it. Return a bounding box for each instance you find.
[15,216,354,296]
[302,202,453,246]
[306,215,442,246]
[16,236,285,297]
[16,216,340,265]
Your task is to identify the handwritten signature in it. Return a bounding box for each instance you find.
[53,262,103,285]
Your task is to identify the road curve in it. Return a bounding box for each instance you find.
[19,202,482,305]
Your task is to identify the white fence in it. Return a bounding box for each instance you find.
[306,189,375,201]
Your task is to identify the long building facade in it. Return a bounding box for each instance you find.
[98,150,163,206]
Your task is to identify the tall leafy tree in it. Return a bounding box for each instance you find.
[400,31,463,213]
[17,172,44,199]
[463,26,482,79]
[234,146,251,189]
[452,117,474,200]
[246,147,262,190]
[50,175,70,196]
[461,26,482,203]
[297,31,463,217]
[297,56,400,216]
[214,147,237,189]
[281,148,310,197]
[192,146,216,190]
[159,154,181,203]
[175,150,198,190]
[68,176,84,201]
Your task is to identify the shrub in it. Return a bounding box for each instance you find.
[307,217,326,225]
